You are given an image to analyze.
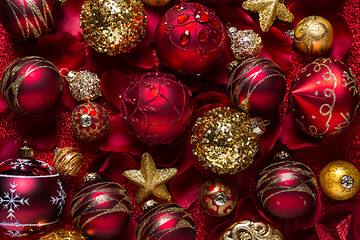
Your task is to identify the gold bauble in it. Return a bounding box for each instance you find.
[294,16,333,55]
[319,160,360,201]
[53,147,83,177]
[39,229,85,239]
[142,0,170,7]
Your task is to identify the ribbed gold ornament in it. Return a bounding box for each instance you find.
[39,229,85,240]
[53,147,83,177]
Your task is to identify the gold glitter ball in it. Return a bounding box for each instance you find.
[39,229,85,240]
[80,0,147,55]
[65,70,102,102]
[53,147,84,177]
[242,0,294,32]
[228,27,263,61]
[191,107,264,175]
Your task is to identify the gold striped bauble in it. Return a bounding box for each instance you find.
[53,147,83,177]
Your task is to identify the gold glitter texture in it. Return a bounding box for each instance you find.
[242,0,294,32]
[39,229,85,240]
[53,147,83,177]
[80,0,147,55]
[65,70,102,102]
[123,152,178,203]
[320,160,360,201]
[191,107,264,175]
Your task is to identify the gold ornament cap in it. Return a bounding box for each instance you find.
[83,172,101,184]
[274,151,291,161]
[142,199,159,211]
[18,141,34,158]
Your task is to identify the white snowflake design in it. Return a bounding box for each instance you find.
[50,180,66,216]
[5,229,27,237]
[8,159,33,170]
[0,182,30,220]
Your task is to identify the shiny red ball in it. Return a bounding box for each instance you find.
[289,58,359,137]
[122,72,193,145]
[257,155,318,219]
[71,178,132,240]
[0,158,66,237]
[227,57,286,116]
[1,56,63,115]
[155,3,225,75]
[137,202,196,240]
[70,102,110,141]
[0,0,59,40]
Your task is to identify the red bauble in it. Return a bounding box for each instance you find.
[70,102,110,141]
[227,57,286,116]
[289,58,359,137]
[154,3,225,75]
[0,0,59,40]
[122,72,193,145]
[257,152,318,219]
[1,56,63,115]
[136,202,196,240]
[198,178,238,217]
[71,175,132,240]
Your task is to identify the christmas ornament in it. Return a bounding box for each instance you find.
[39,229,85,240]
[80,0,147,55]
[289,58,359,138]
[0,143,66,237]
[64,70,102,102]
[242,0,294,32]
[0,0,59,40]
[1,56,63,115]
[319,160,360,201]
[71,173,132,240]
[227,57,286,115]
[198,178,238,217]
[142,0,170,7]
[53,147,83,177]
[257,152,318,219]
[122,72,193,146]
[220,220,284,240]
[123,152,178,203]
[70,102,110,141]
[136,200,196,240]
[154,3,225,75]
[227,27,263,62]
[294,16,333,55]
[191,107,265,175]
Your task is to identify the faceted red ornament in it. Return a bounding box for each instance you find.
[0,0,60,40]
[122,72,193,146]
[257,152,318,219]
[198,178,238,217]
[289,58,359,137]
[227,57,286,116]
[71,175,132,240]
[155,3,225,75]
[70,102,110,141]
[1,56,63,115]
[136,202,196,240]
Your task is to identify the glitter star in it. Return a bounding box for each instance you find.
[242,0,294,32]
[123,152,178,203]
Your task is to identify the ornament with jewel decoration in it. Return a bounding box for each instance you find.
[289,58,359,138]
[257,152,318,219]
[154,2,225,75]
[39,229,85,240]
[0,143,66,237]
[53,147,83,177]
[1,56,63,115]
[71,173,132,240]
[191,107,265,175]
[122,72,193,146]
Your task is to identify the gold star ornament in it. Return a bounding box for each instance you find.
[123,152,178,203]
[242,0,294,32]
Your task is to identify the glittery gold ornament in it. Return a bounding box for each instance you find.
[191,107,265,175]
[294,16,333,55]
[242,0,294,32]
[142,0,170,7]
[53,147,83,177]
[319,160,360,201]
[39,229,85,239]
[80,0,147,55]
[123,152,178,203]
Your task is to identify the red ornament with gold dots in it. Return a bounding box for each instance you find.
[198,178,238,217]
[70,102,110,141]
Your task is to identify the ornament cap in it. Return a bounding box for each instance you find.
[83,172,101,184]
[142,199,159,211]
[251,117,266,135]
[274,151,291,161]
[227,60,240,73]
[18,141,34,158]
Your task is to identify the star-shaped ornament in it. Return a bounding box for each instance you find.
[242,0,294,32]
[123,152,178,203]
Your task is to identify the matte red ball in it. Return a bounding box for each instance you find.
[122,72,193,145]
[0,0,60,40]
[257,154,318,219]
[289,58,359,137]
[155,3,225,75]
[227,57,286,116]
[136,202,196,240]
[71,178,132,240]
